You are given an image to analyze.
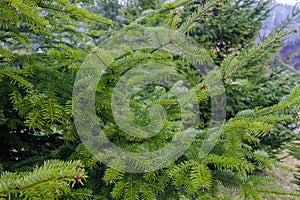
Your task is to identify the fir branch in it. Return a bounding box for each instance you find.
[0,160,86,197]
[221,29,297,80]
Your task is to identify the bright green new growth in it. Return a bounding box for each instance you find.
[0,160,89,200]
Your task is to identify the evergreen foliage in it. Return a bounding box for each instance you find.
[0,0,110,198]
[0,0,299,199]
[0,160,89,199]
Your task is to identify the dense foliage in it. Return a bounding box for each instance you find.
[0,0,299,199]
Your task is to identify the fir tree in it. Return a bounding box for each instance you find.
[0,0,110,199]
[0,0,299,199]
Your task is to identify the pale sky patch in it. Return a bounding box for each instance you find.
[276,0,298,5]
